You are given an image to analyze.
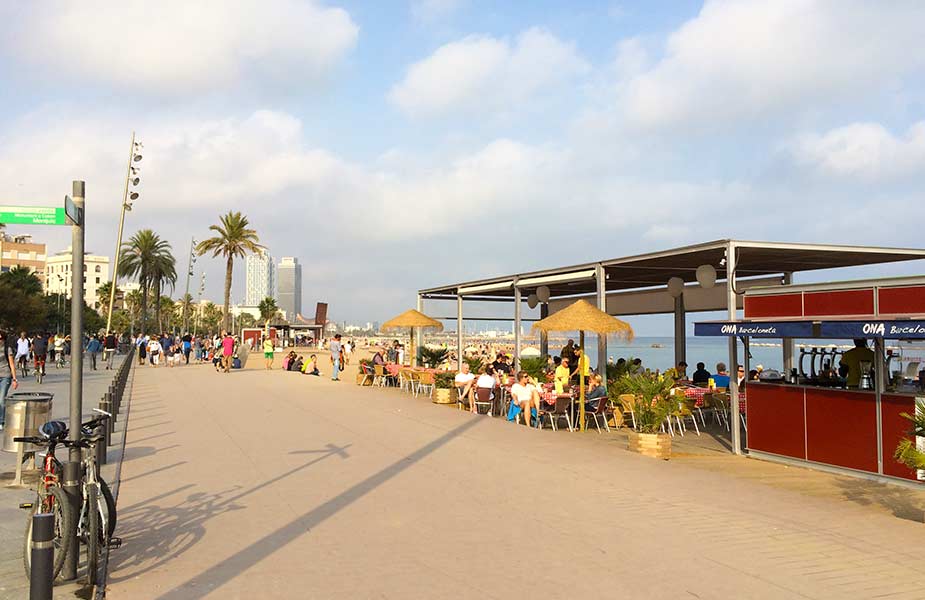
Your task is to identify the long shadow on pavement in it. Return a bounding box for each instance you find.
[108,443,351,585]
[153,417,482,600]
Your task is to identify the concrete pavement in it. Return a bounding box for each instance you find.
[108,364,925,599]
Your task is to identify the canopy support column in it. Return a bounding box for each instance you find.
[596,264,607,376]
[673,295,686,369]
[457,294,463,371]
[514,280,522,371]
[782,272,794,377]
[415,294,423,362]
[539,303,549,358]
[727,242,742,455]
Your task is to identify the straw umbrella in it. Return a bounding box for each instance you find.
[532,299,634,431]
[381,309,444,366]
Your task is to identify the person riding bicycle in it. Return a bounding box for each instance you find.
[53,334,66,367]
[31,332,48,376]
[15,331,31,377]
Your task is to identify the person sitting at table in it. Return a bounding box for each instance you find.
[476,365,499,397]
[302,354,320,376]
[555,357,571,394]
[675,361,688,380]
[632,357,644,374]
[455,363,477,412]
[492,353,512,376]
[510,370,541,427]
[584,374,608,413]
[372,350,386,366]
[736,365,746,387]
[713,362,731,388]
[691,362,711,384]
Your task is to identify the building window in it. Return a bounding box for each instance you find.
[95,265,101,273]
[96,277,100,284]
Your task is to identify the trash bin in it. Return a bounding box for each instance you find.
[2,392,54,453]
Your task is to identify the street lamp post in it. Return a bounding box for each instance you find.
[105,132,142,334]
[182,237,196,333]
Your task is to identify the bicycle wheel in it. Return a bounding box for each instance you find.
[36,367,43,384]
[23,485,75,581]
[87,485,101,585]
[100,478,117,538]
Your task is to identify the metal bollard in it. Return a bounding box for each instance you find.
[101,397,112,446]
[30,512,55,600]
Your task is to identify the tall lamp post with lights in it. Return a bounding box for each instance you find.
[105,132,142,334]
[182,237,197,332]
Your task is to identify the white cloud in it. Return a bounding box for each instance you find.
[389,28,588,118]
[411,0,466,23]
[617,0,925,130]
[788,121,925,181]
[3,0,358,94]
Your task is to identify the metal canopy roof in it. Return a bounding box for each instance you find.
[419,240,925,300]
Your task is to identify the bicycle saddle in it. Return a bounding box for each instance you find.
[40,420,68,439]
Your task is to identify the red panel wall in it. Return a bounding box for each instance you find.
[743,294,803,319]
[805,389,878,473]
[878,286,925,316]
[803,289,874,317]
[880,394,920,481]
[746,384,806,459]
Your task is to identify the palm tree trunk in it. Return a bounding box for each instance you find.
[223,255,233,332]
[155,280,162,332]
[140,277,149,332]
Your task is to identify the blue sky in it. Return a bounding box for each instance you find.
[1,1,924,333]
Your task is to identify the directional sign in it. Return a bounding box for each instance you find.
[0,205,66,225]
[64,195,82,226]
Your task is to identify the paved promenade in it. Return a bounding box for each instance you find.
[109,364,925,599]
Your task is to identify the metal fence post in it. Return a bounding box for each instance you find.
[29,512,55,600]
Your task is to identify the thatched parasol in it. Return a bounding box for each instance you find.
[532,299,634,431]
[381,309,444,366]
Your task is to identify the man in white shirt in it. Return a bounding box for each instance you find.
[510,371,542,426]
[15,332,31,376]
[454,363,476,412]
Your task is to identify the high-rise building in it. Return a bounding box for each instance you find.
[277,257,302,319]
[0,233,47,285]
[245,252,275,306]
[44,246,111,309]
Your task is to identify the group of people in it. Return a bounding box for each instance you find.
[133,331,240,371]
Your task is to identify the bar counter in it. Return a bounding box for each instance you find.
[745,382,922,482]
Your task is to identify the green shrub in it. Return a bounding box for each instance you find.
[434,371,456,389]
[418,346,449,368]
[518,356,547,381]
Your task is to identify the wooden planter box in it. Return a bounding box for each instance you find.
[356,372,372,386]
[627,432,671,460]
[433,388,455,404]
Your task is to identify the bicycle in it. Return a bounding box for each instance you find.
[15,410,117,582]
[34,354,47,384]
[17,353,30,378]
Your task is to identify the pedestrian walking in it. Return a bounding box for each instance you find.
[0,330,20,431]
[330,334,343,381]
[182,332,192,365]
[86,334,102,370]
[263,336,275,370]
[103,330,117,369]
[221,330,235,373]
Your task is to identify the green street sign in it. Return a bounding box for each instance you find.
[0,205,66,226]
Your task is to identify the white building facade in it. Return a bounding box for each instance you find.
[245,252,276,306]
[44,247,111,309]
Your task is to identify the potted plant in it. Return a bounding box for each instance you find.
[418,346,449,369]
[894,398,925,472]
[620,370,678,459]
[463,355,482,374]
[357,358,373,385]
[433,371,456,404]
[518,356,547,382]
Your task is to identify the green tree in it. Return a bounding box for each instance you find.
[178,293,194,332]
[150,257,177,333]
[258,296,279,329]
[119,230,174,332]
[0,281,47,331]
[0,265,43,296]
[201,302,223,334]
[97,280,114,322]
[196,213,263,332]
[237,313,257,329]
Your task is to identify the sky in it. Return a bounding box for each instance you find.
[1,1,924,334]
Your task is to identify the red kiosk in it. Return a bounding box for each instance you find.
[696,276,925,483]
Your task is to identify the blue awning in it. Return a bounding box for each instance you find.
[819,320,925,339]
[694,321,814,338]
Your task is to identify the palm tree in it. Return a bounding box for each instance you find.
[178,293,194,332]
[97,281,114,320]
[0,265,43,295]
[196,212,263,331]
[119,230,174,332]
[157,295,177,332]
[149,254,177,332]
[258,296,279,331]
